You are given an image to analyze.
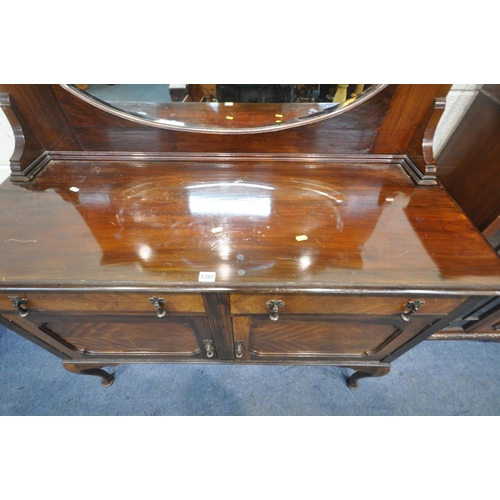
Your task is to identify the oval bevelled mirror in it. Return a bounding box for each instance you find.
[61,84,387,134]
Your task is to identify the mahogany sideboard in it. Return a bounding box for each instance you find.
[1,84,500,390]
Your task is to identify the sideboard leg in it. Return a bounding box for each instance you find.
[63,363,116,387]
[345,366,390,390]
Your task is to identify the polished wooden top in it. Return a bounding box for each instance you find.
[1,159,500,293]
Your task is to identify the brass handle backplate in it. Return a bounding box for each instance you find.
[266,300,285,321]
[234,340,244,358]
[149,296,166,317]
[203,340,215,358]
[400,300,425,322]
[9,296,31,317]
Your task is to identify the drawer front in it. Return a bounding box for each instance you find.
[230,294,467,316]
[0,292,206,315]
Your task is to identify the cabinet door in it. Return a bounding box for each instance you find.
[232,314,437,362]
[25,312,216,360]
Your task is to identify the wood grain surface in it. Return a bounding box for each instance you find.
[1,158,499,292]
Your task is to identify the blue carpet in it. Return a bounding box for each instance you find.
[1,323,500,415]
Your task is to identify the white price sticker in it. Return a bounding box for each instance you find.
[198,272,216,283]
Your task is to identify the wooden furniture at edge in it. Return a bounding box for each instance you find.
[1,84,500,390]
[429,84,500,341]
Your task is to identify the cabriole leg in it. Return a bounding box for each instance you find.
[63,363,116,387]
[345,366,390,390]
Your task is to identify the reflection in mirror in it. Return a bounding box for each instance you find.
[64,84,385,134]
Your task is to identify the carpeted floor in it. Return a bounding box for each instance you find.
[1,323,499,416]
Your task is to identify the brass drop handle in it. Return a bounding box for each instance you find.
[9,296,31,317]
[235,340,243,358]
[266,300,285,321]
[203,340,215,358]
[149,296,166,317]
[400,300,425,322]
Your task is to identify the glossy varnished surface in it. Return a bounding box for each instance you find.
[1,159,500,291]
[65,100,338,131]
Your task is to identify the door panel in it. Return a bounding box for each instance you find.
[233,315,436,361]
[31,313,214,359]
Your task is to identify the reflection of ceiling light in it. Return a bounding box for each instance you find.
[138,245,152,261]
[189,195,271,216]
[187,182,273,217]
[186,183,275,191]
[217,242,231,260]
[218,264,231,280]
[299,255,312,270]
[157,119,185,127]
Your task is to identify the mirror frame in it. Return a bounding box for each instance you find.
[60,84,388,135]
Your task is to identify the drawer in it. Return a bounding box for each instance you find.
[0,292,206,315]
[230,294,467,316]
